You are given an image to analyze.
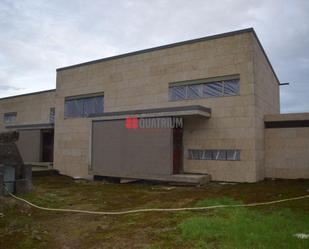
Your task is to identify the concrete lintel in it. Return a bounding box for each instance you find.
[5,123,54,130]
[92,105,211,121]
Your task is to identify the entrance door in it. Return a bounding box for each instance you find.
[173,128,183,174]
[41,129,54,162]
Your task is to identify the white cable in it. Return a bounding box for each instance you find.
[4,187,309,215]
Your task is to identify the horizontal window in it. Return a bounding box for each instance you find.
[169,78,239,101]
[188,149,240,161]
[64,95,104,118]
[4,112,17,124]
[203,82,222,97]
[223,79,240,96]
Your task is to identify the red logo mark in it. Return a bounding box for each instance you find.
[125,117,138,129]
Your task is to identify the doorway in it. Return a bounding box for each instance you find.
[41,129,54,162]
[173,127,183,174]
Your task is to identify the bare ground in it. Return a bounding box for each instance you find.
[0,175,308,249]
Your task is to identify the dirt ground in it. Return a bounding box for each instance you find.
[0,175,309,249]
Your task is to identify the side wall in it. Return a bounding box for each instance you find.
[265,127,309,179]
[253,37,280,180]
[55,32,259,181]
[0,90,56,132]
[0,91,55,163]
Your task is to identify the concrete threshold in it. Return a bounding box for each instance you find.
[26,162,53,168]
[31,165,58,176]
[121,174,211,185]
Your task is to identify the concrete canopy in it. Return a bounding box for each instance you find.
[90,105,211,121]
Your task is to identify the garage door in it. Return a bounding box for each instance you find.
[91,119,173,178]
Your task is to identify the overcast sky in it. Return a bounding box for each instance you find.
[0,0,308,113]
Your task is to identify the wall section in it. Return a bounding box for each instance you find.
[0,90,56,132]
[252,35,280,181]
[265,127,309,179]
[55,32,259,181]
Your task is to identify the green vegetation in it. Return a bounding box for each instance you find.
[179,198,309,249]
[0,175,308,248]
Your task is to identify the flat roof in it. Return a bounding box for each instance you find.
[265,113,309,122]
[0,89,55,101]
[5,123,54,130]
[265,113,309,128]
[56,28,280,84]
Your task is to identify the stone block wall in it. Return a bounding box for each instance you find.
[55,31,264,182]
[265,113,309,179]
[0,90,55,132]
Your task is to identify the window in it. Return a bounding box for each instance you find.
[213,150,226,160]
[64,95,104,118]
[223,79,240,96]
[188,149,240,161]
[226,150,240,160]
[169,78,240,101]
[203,82,222,97]
[169,85,186,101]
[187,84,203,99]
[50,107,55,123]
[4,112,17,124]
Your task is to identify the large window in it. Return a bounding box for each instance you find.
[4,112,17,124]
[64,95,104,118]
[169,78,239,101]
[188,149,240,161]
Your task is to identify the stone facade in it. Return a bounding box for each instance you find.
[264,113,309,179]
[2,28,306,182]
[252,37,280,180]
[54,29,279,182]
[0,90,55,132]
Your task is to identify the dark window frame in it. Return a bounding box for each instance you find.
[3,112,17,124]
[169,76,240,101]
[265,120,309,128]
[64,94,104,118]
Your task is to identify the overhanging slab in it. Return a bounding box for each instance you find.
[90,105,211,121]
[5,123,54,130]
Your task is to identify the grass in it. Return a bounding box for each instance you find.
[0,175,309,248]
[179,198,309,249]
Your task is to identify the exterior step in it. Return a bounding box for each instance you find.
[119,174,211,185]
[32,166,59,176]
[168,174,211,185]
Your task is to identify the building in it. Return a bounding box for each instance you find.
[0,28,308,183]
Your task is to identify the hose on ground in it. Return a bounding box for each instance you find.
[3,185,309,215]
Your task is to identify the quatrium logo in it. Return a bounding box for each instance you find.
[125,117,139,129]
[125,117,183,129]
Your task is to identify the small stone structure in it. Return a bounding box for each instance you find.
[0,131,32,195]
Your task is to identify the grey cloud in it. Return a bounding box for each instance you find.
[0,84,21,91]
